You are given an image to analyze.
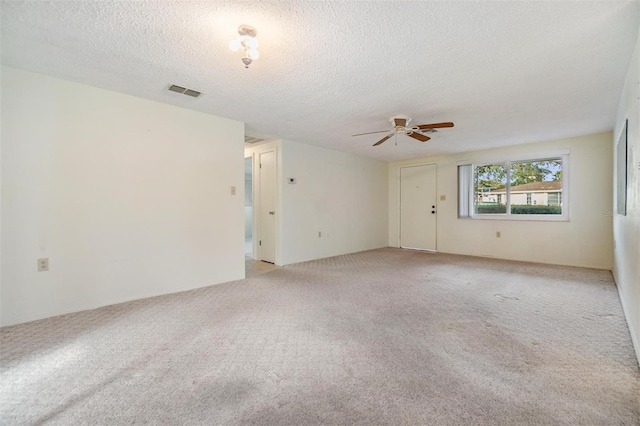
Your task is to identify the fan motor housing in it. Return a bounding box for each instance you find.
[390,115,412,126]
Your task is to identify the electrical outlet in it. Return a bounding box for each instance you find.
[318,231,322,238]
[496,231,501,238]
[37,258,49,272]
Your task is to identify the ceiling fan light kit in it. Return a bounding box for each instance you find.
[352,115,454,147]
[229,25,259,68]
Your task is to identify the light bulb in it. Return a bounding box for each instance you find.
[229,39,241,51]
[247,37,258,49]
[248,49,259,60]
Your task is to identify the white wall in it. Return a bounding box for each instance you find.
[613,21,640,363]
[245,139,388,266]
[1,67,245,326]
[0,65,3,325]
[280,140,388,265]
[389,132,613,270]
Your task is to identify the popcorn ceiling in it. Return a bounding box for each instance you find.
[1,0,637,161]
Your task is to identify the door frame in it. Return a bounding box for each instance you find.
[244,155,254,259]
[252,147,281,265]
[398,163,438,252]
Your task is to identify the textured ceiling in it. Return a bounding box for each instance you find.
[1,1,638,162]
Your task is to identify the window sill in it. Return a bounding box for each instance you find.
[468,214,569,222]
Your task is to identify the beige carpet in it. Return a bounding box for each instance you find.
[1,248,639,425]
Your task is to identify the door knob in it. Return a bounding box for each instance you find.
[431,210,436,214]
[269,211,275,215]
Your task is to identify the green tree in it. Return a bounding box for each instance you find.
[552,169,563,181]
[509,160,561,186]
[475,164,506,190]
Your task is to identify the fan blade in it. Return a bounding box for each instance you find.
[373,134,393,146]
[415,122,454,130]
[394,117,407,127]
[408,132,430,142]
[352,130,390,137]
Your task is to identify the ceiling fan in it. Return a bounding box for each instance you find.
[353,115,454,146]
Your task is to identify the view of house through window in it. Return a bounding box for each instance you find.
[474,158,563,216]
[474,163,507,214]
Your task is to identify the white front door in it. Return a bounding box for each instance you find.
[400,164,437,251]
[259,150,276,263]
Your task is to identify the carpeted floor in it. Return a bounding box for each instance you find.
[1,248,639,425]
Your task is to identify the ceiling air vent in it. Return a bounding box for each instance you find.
[245,136,265,144]
[168,84,202,98]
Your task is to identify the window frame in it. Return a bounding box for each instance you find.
[461,153,569,222]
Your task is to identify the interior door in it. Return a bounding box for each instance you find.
[400,164,437,251]
[259,150,276,263]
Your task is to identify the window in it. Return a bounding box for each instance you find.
[473,163,507,214]
[548,192,561,206]
[458,155,567,220]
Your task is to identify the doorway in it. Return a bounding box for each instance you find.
[244,157,253,258]
[400,164,437,251]
[258,150,277,263]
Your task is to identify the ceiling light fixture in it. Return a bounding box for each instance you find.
[229,25,259,69]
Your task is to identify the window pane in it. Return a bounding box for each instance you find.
[474,164,507,214]
[509,159,562,215]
